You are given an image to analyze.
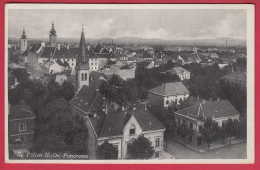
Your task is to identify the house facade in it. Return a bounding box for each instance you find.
[97,106,166,159]
[175,99,240,146]
[167,67,191,80]
[8,104,36,157]
[71,86,166,159]
[148,82,190,107]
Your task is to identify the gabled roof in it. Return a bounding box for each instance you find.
[176,99,240,120]
[98,111,130,138]
[130,105,165,132]
[149,82,189,96]
[99,104,165,138]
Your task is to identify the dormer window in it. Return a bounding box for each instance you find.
[129,125,136,136]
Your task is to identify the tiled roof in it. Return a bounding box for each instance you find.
[70,85,106,136]
[149,82,189,96]
[131,104,165,132]
[167,66,190,75]
[176,99,240,120]
[99,104,165,138]
[40,46,111,59]
[9,104,35,120]
[99,111,130,138]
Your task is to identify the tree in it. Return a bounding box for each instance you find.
[61,81,75,101]
[200,118,219,149]
[97,141,118,159]
[33,98,74,152]
[99,74,130,106]
[223,119,239,144]
[65,115,88,154]
[127,135,154,159]
[149,105,176,135]
[12,68,30,84]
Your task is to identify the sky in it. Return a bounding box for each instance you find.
[8,8,247,40]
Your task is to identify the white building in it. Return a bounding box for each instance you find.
[71,92,166,159]
[148,82,190,107]
[167,66,191,80]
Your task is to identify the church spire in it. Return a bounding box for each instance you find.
[21,28,26,39]
[50,22,56,36]
[79,24,87,64]
[49,22,57,47]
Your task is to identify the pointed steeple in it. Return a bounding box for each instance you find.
[79,24,87,64]
[50,22,56,36]
[21,28,27,39]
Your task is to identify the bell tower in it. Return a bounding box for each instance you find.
[20,28,28,53]
[49,22,57,47]
[76,25,90,91]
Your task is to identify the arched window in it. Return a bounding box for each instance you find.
[84,73,88,81]
[81,73,84,81]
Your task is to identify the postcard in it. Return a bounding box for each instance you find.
[5,3,255,164]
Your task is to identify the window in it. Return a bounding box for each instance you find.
[129,128,135,135]
[129,125,136,136]
[155,137,160,147]
[19,122,27,132]
[189,122,193,129]
[165,100,169,105]
[84,73,88,81]
[81,73,84,81]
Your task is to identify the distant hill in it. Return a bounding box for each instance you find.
[8,37,246,47]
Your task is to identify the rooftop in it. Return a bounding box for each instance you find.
[167,66,190,75]
[99,104,165,138]
[176,99,240,120]
[149,82,189,96]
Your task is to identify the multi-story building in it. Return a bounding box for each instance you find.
[71,86,166,159]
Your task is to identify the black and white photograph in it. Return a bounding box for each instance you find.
[5,4,254,163]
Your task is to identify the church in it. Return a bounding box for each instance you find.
[23,23,110,91]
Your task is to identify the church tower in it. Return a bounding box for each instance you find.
[76,25,90,91]
[20,28,27,53]
[49,22,57,47]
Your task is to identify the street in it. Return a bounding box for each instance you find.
[166,140,247,159]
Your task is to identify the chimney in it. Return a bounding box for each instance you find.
[144,103,147,111]
[67,44,70,50]
[57,44,61,50]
